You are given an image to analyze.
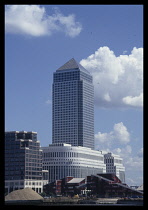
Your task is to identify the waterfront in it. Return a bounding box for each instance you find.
[5,203,143,206]
[6,197,143,206]
[40,198,143,206]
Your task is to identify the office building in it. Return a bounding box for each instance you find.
[52,58,94,149]
[5,131,48,194]
[42,143,106,183]
[104,152,125,183]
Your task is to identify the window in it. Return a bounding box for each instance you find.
[20,181,24,185]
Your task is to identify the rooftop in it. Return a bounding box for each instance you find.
[56,58,90,75]
[5,131,37,134]
[137,185,143,191]
[67,178,85,184]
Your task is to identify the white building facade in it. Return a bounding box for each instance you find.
[104,152,125,183]
[5,176,48,194]
[42,143,106,183]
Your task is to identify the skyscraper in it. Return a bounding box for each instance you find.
[52,58,94,149]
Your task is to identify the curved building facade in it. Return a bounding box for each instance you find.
[42,143,106,183]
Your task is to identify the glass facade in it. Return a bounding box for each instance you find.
[5,131,43,181]
[5,131,46,194]
[52,58,94,149]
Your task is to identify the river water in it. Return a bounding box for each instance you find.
[39,201,143,206]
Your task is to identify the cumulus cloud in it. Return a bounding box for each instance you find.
[125,156,143,171]
[137,147,143,158]
[95,123,143,185]
[95,122,130,149]
[118,147,143,185]
[122,93,143,107]
[112,145,132,157]
[45,99,52,105]
[104,145,143,185]
[80,46,143,108]
[5,5,82,37]
[113,122,130,144]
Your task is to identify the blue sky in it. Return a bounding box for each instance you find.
[5,5,143,186]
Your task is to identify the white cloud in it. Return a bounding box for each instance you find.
[5,5,82,37]
[80,46,143,108]
[113,122,130,144]
[123,50,128,54]
[95,122,130,149]
[95,122,144,185]
[104,93,111,102]
[122,93,143,107]
[113,145,132,157]
[125,156,143,171]
[126,177,143,186]
[137,147,143,158]
[112,146,143,186]
[45,99,52,105]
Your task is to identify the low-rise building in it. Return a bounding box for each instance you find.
[65,177,85,195]
[42,143,106,183]
[43,174,143,197]
[86,173,143,197]
[104,152,125,183]
[43,176,86,196]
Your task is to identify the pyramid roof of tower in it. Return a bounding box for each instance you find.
[57,58,90,74]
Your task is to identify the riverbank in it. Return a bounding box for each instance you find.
[117,198,143,206]
[5,197,143,206]
[41,197,143,206]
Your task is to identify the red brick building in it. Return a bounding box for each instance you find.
[43,176,85,196]
[43,173,143,197]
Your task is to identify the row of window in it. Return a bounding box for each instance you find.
[5,176,24,180]
[43,151,103,161]
[54,72,80,83]
[25,162,42,166]
[25,182,42,186]
[54,71,92,83]
[5,166,24,171]
[43,152,78,158]
[104,159,114,163]
[54,94,78,99]
[47,165,102,183]
[54,87,78,91]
